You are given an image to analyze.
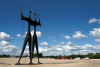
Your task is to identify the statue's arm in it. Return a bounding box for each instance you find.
[20,9,30,21]
[30,13,41,26]
[37,14,41,26]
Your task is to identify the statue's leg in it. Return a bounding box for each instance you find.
[35,39,41,64]
[15,35,28,65]
[31,37,34,61]
[28,35,33,64]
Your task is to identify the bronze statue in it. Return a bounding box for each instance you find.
[31,13,41,64]
[15,9,41,65]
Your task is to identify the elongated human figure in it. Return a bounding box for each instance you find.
[16,9,41,65]
[31,13,41,64]
[15,9,33,64]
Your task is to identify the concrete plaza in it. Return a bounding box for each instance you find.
[0,58,100,67]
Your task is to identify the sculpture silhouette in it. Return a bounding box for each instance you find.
[15,9,41,65]
[31,13,41,64]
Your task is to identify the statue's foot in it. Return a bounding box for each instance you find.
[38,62,42,64]
[29,62,33,64]
[15,62,20,65]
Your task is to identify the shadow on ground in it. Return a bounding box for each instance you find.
[0,63,11,65]
[0,63,5,64]
[15,63,39,65]
[14,62,77,65]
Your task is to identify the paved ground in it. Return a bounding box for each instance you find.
[0,58,100,67]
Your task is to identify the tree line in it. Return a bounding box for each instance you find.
[0,52,100,59]
[43,53,100,59]
[0,54,9,57]
[15,53,43,58]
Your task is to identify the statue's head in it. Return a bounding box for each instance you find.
[29,10,31,13]
[34,13,36,15]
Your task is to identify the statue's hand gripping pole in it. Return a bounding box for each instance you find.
[20,8,24,20]
[29,10,31,18]
[37,14,41,26]
[20,8,22,13]
[34,13,36,21]
[20,9,32,23]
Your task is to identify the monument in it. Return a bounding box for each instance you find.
[15,9,41,65]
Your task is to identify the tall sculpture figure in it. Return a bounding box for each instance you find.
[31,13,41,64]
[15,9,41,65]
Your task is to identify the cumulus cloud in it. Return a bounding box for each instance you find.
[26,46,29,48]
[60,34,63,37]
[52,40,58,42]
[67,42,76,47]
[98,19,100,23]
[88,18,100,24]
[64,35,71,39]
[16,34,22,38]
[0,32,22,55]
[59,41,65,45]
[60,34,71,39]
[73,31,88,39]
[23,35,26,37]
[0,44,20,55]
[95,39,100,42]
[88,18,98,24]
[90,28,100,39]
[23,30,42,38]
[39,42,48,46]
[0,41,9,46]
[39,42,100,56]
[49,36,55,38]
[34,31,43,38]
[1,41,97,56]
[81,44,97,50]
[19,41,100,56]
[0,32,13,41]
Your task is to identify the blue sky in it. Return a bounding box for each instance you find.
[0,0,100,56]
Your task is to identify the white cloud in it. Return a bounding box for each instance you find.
[49,36,52,38]
[90,28,100,42]
[38,47,49,53]
[15,42,100,56]
[49,36,55,38]
[0,45,20,55]
[67,42,75,47]
[0,32,20,55]
[60,34,63,37]
[56,48,63,51]
[88,18,98,23]
[23,35,26,37]
[38,42,100,56]
[0,32,13,41]
[73,31,88,39]
[81,44,97,50]
[60,34,71,39]
[59,41,65,45]
[90,28,100,39]
[34,31,43,38]
[26,46,29,48]
[64,35,71,39]
[95,39,100,42]
[98,19,100,23]
[39,42,48,46]
[16,34,22,38]
[0,31,99,56]
[0,41,9,46]
[23,30,42,38]
[52,40,58,42]
[88,18,100,24]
